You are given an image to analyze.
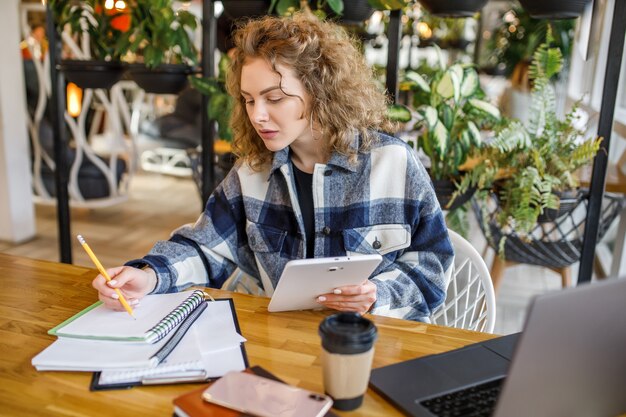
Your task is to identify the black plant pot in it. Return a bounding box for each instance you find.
[536,189,584,223]
[431,177,476,211]
[222,0,272,20]
[436,38,472,51]
[129,64,194,95]
[59,60,126,90]
[518,0,591,19]
[326,0,375,24]
[418,0,488,17]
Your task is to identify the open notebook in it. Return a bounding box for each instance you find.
[33,295,248,389]
[49,290,207,343]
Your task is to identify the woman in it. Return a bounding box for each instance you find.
[93,14,453,321]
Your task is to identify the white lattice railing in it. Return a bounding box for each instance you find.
[20,2,136,208]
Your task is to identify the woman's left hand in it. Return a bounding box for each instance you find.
[316,280,377,314]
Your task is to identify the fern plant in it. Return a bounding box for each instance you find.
[461,28,602,240]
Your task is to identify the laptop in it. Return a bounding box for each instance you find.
[370,277,626,417]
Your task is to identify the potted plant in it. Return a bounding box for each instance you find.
[401,47,501,211]
[464,30,602,246]
[50,0,130,89]
[119,0,199,94]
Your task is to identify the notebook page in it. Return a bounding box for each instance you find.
[32,337,167,371]
[96,300,247,384]
[52,291,195,341]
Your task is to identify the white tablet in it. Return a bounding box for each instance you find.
[267,254,383,313]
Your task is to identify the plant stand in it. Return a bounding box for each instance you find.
[472,192,625,291]
[489,255,572,293]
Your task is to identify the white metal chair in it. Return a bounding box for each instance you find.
[430,229,496,333]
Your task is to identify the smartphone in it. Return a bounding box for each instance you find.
[202,371,333,417]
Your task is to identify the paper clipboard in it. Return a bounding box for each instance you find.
[89,298,249,391]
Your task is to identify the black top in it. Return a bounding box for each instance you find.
[292,162,315,258]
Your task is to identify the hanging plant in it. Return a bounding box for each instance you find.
[118,0,199,94]
[462,29,602,243]
[49,0,130,89]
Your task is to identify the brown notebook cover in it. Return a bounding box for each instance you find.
[173,366,337,417]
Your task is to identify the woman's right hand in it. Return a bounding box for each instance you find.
[91,266,157,311]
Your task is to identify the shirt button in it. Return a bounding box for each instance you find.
[324,170,332,176]
[372,239,382,250]
[322,226,331,235]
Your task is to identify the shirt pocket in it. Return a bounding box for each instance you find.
[246,221,287,253]
[343,224,411,256]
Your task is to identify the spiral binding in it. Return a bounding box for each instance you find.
[145,290,206,344]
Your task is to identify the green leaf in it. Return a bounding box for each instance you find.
[327,0,344,15]
[367,0,407,10]
[269,0,279,13]
[177,11,198,29]
[442,104,454,130]
[405,71,431,93]
[419,105,438,129]
[460,130,471,151]
[276,0,298,15]
[468,99,501,119]
[218,54,231,80]
[450,65,464,86]
[419,134,434,159]
[460,68,479,98]
[432,121,449,155]
[467,121,482,146]
[208,94,231,121]
[437,69,461,102]
[189,76,222,96]
[387,104,412,123]
[453,141,464,170]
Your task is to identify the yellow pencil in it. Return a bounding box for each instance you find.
[77,235,135,319]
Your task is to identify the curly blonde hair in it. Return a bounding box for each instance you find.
[226,14,396,170]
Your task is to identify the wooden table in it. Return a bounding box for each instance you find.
[0,254,494,417]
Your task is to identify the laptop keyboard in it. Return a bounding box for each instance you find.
[419,378,504,417]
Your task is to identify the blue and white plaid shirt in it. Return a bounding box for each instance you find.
[129,132,453,321]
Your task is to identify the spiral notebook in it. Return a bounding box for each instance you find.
[49,290,208,343]
[90,298,248,390]
[34,296,247,389]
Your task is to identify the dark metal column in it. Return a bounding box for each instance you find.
[385,9,403,103]
[201,0,217,209]
[578,0,626,283]
[45,5,72,263]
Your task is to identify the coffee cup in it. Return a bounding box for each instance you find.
[318,312,378,411]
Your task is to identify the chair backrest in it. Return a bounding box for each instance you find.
[431,229,496,333]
